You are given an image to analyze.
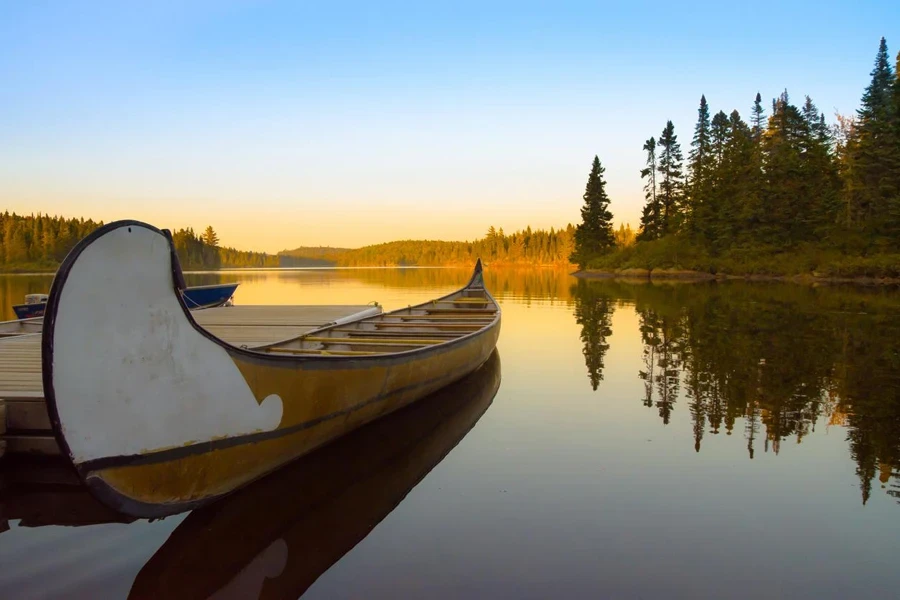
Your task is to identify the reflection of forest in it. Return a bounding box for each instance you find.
[0,267,577,320]
[572,280,900,506]
[330,267,577,303]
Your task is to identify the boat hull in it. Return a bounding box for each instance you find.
[11,283,238,321]
[42,220,500,517]
[82,323,499,516]
[12,303,45,320]
[181,283,239,309]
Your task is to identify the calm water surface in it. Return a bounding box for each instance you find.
[1,268,899,599]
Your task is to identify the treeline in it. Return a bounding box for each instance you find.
[0,212,102,268]
[572,279,900,506]
[170,227,284,270]
[283,225,579,267]
[581,37,900,277]
[0,213,297,272]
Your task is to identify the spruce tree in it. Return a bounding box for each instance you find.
[751,92,766,142]
[710,111,730,164]
[720,110,756,245]
[688,95,713,236]
[890,50,900,235]
[707,110,731,243]
[637,137,660,241]
[571,155,615,268]
[202,225,219,247]
[657,121,685,235]
[762,91,821,244]
[852,37,897,237]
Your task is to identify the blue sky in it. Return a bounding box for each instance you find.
[0,1,896,251]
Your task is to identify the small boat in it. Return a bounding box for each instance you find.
[12,294,48,320]
[12,283,239,320]
[180,282,240,309]
[42,220,500,517]
[129,351,500,599]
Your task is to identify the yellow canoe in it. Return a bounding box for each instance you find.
[42,220,500,517]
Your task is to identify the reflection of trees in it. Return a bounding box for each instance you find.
[591,280,900,506]
[571,281,616,391]
[833,317,900,505]
[637,308,683,424]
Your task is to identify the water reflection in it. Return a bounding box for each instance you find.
[571,280,900,506]
[571,280,614,390]
[129,351,500,599]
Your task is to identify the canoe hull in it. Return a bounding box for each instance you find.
[42,221,500,517]
[83,323,499,516]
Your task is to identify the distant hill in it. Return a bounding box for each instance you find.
[278,246,350,267]
[280,226,576,267]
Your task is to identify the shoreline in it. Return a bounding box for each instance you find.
[573,268,900,286]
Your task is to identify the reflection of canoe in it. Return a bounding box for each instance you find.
[11,283,238,320]
[129,351,500,600]
[0,456,136,530]
[43,221,501,517]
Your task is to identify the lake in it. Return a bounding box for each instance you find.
[1,268,899,599]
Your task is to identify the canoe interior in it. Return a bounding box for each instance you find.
[257,286,499,357]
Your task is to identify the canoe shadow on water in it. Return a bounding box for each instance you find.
[128,350,502,600]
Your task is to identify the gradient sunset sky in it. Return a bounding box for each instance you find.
[1,1,895,252]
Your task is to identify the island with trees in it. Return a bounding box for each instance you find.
[572,37,900,280]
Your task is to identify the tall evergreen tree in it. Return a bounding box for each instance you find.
[706,110,754,247]
[705,111,732,243]
[657,121,685,235]
[851,37,897,237]
[762,90,825,244]
[571,156,616,268]
[751,92,766,142]
[800,96,842,235]
[688,95,713,236]
[637,137,660,241]
[202,225,220,247]
[710,111,730,164]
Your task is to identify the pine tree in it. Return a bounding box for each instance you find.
[571,155,616,268]
[637,137,660,241]
[751,92,766,143]
[688,95,713,236]
[762,90,824,245]
[657,121,685,235]
[800,96,842,236]
[851,37,897,238]
[202,226,220,247]
[710,111,729,164]
[890,50,900,235]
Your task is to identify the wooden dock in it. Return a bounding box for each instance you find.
[0,304,380,458]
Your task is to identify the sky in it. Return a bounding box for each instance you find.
[0,1,897,253]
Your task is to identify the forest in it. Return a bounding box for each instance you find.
[0,214,294,271]
[283,225,583,267]
[573,37,900,278]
